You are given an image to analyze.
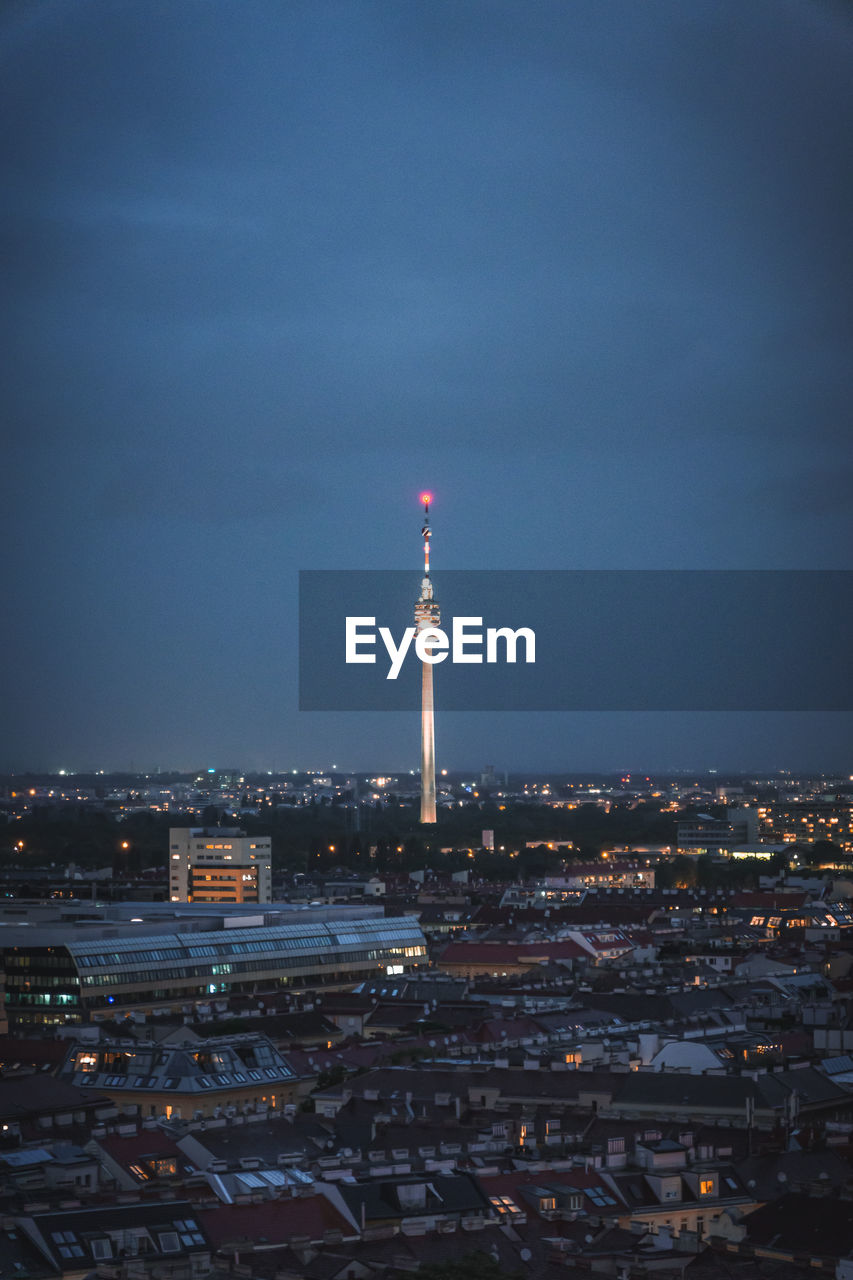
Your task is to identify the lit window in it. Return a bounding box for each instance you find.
[490,1196,521,1216]
[700,1179,714,1196]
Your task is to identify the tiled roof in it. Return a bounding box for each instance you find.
[337,1171,489,1223]
[479,1167,618,1199]
[741,1192,853,1259]
[21,1200,212,1268]
[196,1194,353,1246]
[97,1127,184,1163]
[0,1075,109,1120]
[0,1038,68,1070]
[438,940,586,965]
[730,891,808,909]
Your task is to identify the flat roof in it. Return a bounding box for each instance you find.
[0,902,385,949]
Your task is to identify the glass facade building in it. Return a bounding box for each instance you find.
[2,915,428,1029]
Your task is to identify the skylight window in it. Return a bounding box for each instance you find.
[586,1188,617,1206]
[490,1196,520,1215]
[176,1224,205,1247]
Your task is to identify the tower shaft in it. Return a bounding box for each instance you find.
[420,656,436,824]
[416,494,438,824]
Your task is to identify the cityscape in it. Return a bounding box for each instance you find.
[3,764,853,1278]
[4,2,853,1280]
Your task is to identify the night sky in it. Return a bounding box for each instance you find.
[3,0,852,775]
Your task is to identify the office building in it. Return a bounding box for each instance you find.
[2,914,428,1030]
[677,808,759,855]
[169,827,272,903]
[757,800,853,853]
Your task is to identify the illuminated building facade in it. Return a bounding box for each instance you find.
[2,915,428,1030]
[542,863,656,891]
[65,1032,301,1119]
[677,808,759,855]
[757,801,853,853]
[169,827,272,903]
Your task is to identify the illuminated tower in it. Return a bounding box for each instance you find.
[415,493,439,823]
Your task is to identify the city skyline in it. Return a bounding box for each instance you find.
[3,2,852,773]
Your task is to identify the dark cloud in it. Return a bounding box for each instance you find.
[2,0,852,770]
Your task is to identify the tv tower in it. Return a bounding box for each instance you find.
[415,493,439,823]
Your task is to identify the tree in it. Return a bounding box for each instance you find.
[804,839,845,868]
[414,1252,523,1280]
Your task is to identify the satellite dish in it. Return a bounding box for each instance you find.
[520,1249,532,1262]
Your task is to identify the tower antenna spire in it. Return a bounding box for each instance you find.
[420,491,432,578]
